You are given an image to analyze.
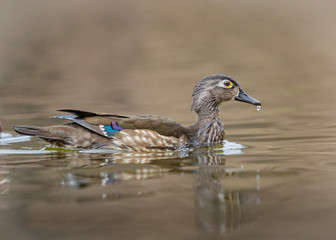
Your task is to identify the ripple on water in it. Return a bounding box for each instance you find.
[0,133,31,146]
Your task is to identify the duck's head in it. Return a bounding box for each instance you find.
[191,74,261,113]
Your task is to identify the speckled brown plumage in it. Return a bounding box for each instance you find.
[14,74,261,151]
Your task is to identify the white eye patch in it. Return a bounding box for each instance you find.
[218,80,233,88]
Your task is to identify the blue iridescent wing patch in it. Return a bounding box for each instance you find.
[99,121,123,137]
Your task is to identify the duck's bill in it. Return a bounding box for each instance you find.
[234,88,261,106]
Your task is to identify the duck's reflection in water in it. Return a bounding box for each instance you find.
[192,153,241,234]
[54,149,259,235]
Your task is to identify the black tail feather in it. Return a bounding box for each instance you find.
[58,109,128,119]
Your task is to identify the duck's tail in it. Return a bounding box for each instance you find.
[13,125,110,148]
[14,125,44,136]
[13,125,71,147]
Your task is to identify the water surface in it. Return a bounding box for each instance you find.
[1,0,336,239]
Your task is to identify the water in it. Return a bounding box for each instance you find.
[1,0,336,239]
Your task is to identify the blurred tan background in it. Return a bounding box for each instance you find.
[2,2,336,239]
[0,0,335,126]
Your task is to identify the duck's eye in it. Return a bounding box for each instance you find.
[218,80,233,88]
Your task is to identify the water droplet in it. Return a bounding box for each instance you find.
[256,105,261,111]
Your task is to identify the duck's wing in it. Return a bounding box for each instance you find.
[57,109,186,139]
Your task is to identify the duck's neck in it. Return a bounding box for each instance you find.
[189,106,225,144]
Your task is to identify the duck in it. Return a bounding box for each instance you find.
[14,74,261,151]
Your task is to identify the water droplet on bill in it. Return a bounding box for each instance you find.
[256,105,261,111]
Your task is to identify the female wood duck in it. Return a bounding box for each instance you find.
[14,75,261,151]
